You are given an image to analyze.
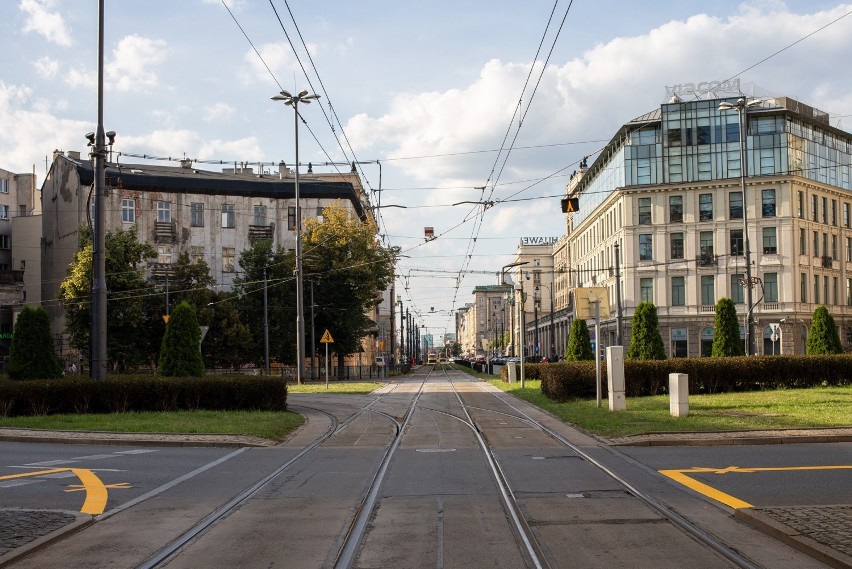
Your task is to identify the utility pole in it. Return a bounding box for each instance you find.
[615,242,623,346]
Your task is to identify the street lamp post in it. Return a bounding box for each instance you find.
[273,90,320,383]
[719,97,760,355]
[536,284,555,360]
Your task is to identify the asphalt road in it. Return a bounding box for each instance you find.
[0,369,846,568]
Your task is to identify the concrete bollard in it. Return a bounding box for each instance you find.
[669,373,689,417]
[606,346,626,411]
[507,361,517,383]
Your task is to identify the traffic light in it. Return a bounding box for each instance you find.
[561,197,579,213]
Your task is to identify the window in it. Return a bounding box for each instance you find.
[221,204,235,228]
[638,197,651,224]
[730,229,744,256]
[798,191,804,219]
[157,201,171,223]
[670,232,684,259]
[813,231,819,257]
[800,229,807,256]
[834,276,839,305]
[729,192,743,219]
[761,189,776,217]
[0,235,9,249]
[822,197,828,224]
[848,237,852,262]
[812,195,818,221]
[700,275,715,306]
[253,205,267,226]
[762,227,777,254]
[699,193,713,221]
[848,278,852,306]
[222,247,235,273]
[700,231,714,256]
[669,196,683,222]
[639,234,652,261]
[671,276,685,306]
[700,327,714,357]
[288,206,296,230]
[846,203,851,228]
[731,274,744,304]
[190,246,204,263]
[316,206,324,218]
[823,233,829,260]
[832,235,838,260]
[814,275,820,304]
[832,200,838,226]
[671,328,688,358]
[0,179,7,193]
[764,273,778,303]
[824,276,830,306]
[667,128,682,147]
[801,273,807,303]
[121,199,135,223]
[190,203,204,227]
[0,205,8,220]
[640,278,653,303]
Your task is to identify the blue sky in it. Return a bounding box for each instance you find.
[2,0,852,336]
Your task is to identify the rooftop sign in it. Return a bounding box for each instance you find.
[520,237,558,246]
[665,79,741,100]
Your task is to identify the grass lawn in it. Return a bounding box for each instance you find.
[0,410,304,442]
[287,381,382,394]
[489,379,852,438]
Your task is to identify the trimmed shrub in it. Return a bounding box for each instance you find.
[626,302,666,360]
[712,298,744,357]
[565,319,594,361]
[158,301,205,377]
[6,306,62,380]
[807,305,843,355]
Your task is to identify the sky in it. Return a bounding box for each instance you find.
[3,0,852,340]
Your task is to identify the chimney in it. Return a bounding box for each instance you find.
[67,151,81,160]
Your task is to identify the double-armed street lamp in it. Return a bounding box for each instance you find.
[273,90,320,383]
[535,283,555,360]
[719,97,761,355]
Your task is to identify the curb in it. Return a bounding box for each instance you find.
[0,510,93,568]
[609,434,852,447]
[0,433,272,448]
[735,507,852,569]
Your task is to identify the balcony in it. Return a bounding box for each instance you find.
[697,253,717,267]
[821,255,834,269]
[148,262,174,279]
[154,221,176,244]
[249,223,274,243]
[0,270,24,284]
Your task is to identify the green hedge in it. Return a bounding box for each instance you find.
[0,375,287,417]
[526,355,852,402]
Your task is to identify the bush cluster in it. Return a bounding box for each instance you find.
[529,355,852,402]
[0,375,287,417]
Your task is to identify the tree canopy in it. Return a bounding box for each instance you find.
[626,302,667,360]
[7,305,62,380]
[807,305,843,355]
[565,319,594,361]
[158,301,205,377]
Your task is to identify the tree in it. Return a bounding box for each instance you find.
[807,305,843,355]
[233,240,296,366]
[59,226,156,372]
[565,319,594,361]
[711,297,744,357]
[302,203,396,373]
[202,291,255,369]
[626,302,667,360]
[158,301,205,377]
[6,306,62,379]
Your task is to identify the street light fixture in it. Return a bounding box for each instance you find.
[719,97,761,355]
[273,89,320,383]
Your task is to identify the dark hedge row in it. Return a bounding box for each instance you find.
[500,355,852,402]
[0,375,287,417]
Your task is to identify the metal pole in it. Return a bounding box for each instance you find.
[533,299,539,359]
[91,0,107,380]
[325,341,329,388]
[293,101,305,383]
[263,268,269,375]
[615,242,623,346]
[738,101,755,356]
[310,281,316,380]
[519,279,526,388]
[549,285,555,360]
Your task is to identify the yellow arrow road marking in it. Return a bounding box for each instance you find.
[659,465,852,510]
[0,467,126,515]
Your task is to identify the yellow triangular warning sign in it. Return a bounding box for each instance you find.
[320,329,334,343]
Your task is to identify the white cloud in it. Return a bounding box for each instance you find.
[106,35,168,93]
[64,67,95,90]
[202,102,235,122]
[33,56,59,79]
[201,0,245,10]
[118,130,263,164]
[242,41,318,85]
[19,0,73,47]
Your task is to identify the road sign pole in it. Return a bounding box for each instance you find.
[325,342,329,388]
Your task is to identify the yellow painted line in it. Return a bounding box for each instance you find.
[659,469,753,509]
[0,467,128,515]
[659,465,852,510]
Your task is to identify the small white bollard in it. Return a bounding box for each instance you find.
[606,346,626,411]
[669,373,689,417]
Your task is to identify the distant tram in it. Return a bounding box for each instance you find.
[427,353,438,364]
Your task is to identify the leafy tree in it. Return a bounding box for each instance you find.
[158,301,204,377]
[626,302,667,360]
[711,297,744,357]
[807,305,843,355]
[202,291,255,369]
[233,239,296,366]
[7,306,62,379]
[302,203,396,373]
[59,226,156,372]
[565,318,594,361]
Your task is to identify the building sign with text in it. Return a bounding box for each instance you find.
[519,236,558,246]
